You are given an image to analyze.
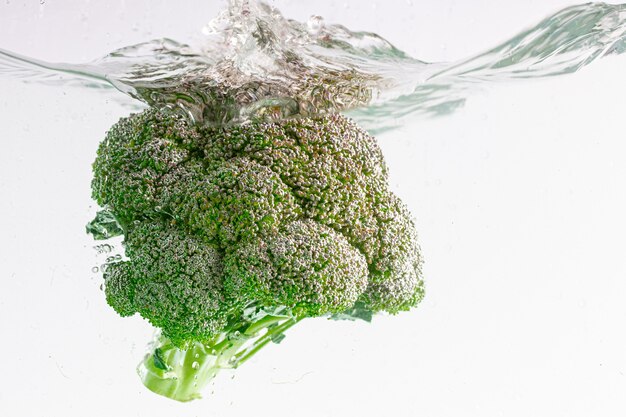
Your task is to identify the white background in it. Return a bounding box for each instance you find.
[1,1,626,416]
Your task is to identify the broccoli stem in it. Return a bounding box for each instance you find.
[137,311,303,402]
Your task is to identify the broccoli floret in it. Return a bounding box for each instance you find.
[104,221,228,345]
[225,219,369,316]
[90,107,424,401]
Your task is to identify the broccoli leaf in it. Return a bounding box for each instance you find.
[86,209,124,240]
[152,348,171,371]
[330,302,374,323]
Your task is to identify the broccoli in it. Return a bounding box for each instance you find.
[89,108,424,401]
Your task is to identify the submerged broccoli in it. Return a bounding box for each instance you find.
[90,108,424,401]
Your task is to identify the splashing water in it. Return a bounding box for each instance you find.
[1,1,625,133]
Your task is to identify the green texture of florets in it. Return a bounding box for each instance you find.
[225,220,369,316]
[104,221,228,345]
[92,108,423,346]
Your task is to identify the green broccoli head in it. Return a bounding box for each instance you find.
[90,107,423,401]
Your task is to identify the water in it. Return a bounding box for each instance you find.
[1,1,626,416]
[1,2,625,133]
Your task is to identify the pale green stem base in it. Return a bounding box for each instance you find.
[137,312,303,402]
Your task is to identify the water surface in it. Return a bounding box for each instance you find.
[1,1,625,133]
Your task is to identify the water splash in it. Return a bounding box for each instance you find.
[350,2,626,132]
[1,1,625,133]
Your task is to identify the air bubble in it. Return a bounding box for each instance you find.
[307,15,325,35]
[94,244,113,254]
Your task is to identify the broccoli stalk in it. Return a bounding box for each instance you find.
[139,306,302,402]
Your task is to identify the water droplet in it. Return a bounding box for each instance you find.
[195,353,200,359]
[92,266,99,273]
[192,361,200,370]
[114,254,122,260]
